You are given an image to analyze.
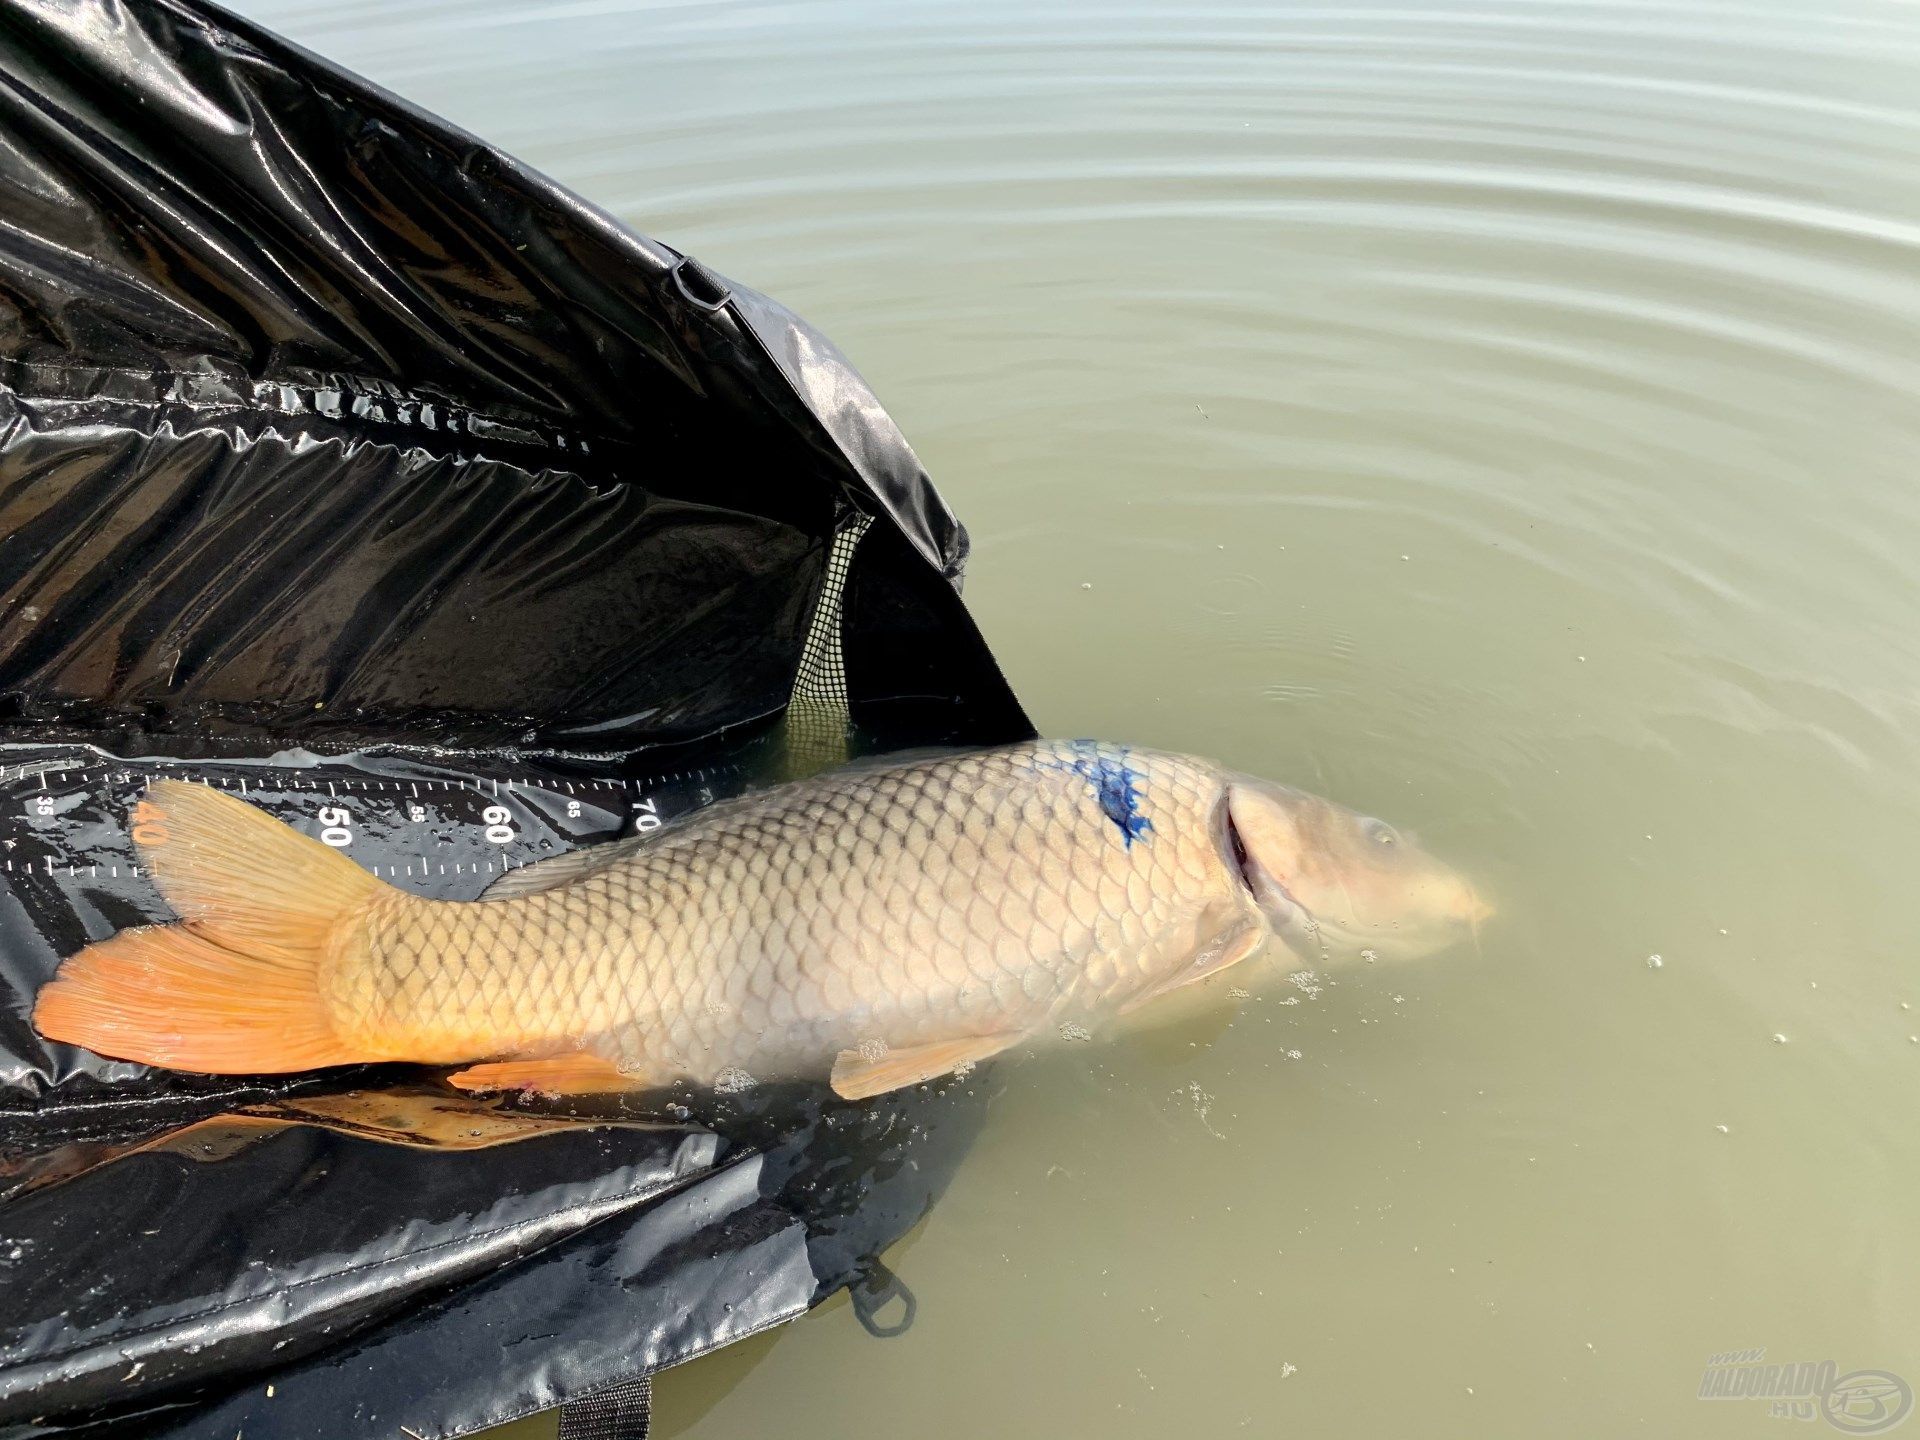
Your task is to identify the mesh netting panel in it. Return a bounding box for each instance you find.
[783,512,872,776]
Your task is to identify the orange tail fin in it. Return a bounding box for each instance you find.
[32,779,386,1073]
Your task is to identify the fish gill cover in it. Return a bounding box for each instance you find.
[0,0,1031,1435]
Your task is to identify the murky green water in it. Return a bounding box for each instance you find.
[232,1,1920,1434]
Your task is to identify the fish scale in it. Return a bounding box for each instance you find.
[337,741,1251,1085]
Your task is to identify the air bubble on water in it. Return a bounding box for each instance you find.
[856,1037,888,1062]
[1288,970,1323,998]
[953,1059,977,1078]
[1715,1124,1730,1133]
[1277,995,1300,1006]
[1281,1362,1298,1378]
[1360,948,1379,963]
[1392,994,1405,1004]
[713,1067,758,1094]
[1179,1081,1227,1140]
[1059,1021,1092,1042]
[1228,986,1252,1000]
[1285,1049,1302,1060]
[1771,1033,1788,1044]
[1646,953,1662,968]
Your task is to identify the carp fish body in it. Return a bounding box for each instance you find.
[33,741,1482,1100]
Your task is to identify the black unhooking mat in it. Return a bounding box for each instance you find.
[0,1,1033,1435]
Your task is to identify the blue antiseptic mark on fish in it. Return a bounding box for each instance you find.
[1044,740,1154,848]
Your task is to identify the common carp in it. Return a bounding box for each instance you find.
[32,741,1483,1100]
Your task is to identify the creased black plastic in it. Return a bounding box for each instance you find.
[0,0,1026,752]
[0,0,1034,1432]
[72,1078,996,1440]
[0,1102,723,1427]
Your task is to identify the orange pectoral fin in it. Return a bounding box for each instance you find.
[829,1032,1019,1100]
[445,1052,646,1097]
[1119,921,1267,1016]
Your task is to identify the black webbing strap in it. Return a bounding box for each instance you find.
[557,1373,653,1440]
[551,1259,915,1436]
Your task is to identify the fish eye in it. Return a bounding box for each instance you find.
[1363,819,1399,848]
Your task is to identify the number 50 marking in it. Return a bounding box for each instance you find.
[317,806,352,847]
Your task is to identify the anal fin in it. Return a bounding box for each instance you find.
[830,1032,1018,1100]
[446,1051,645,1096]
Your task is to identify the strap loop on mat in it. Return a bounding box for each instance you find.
[851,1256,918,1339]
[557,1373,653,1440]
